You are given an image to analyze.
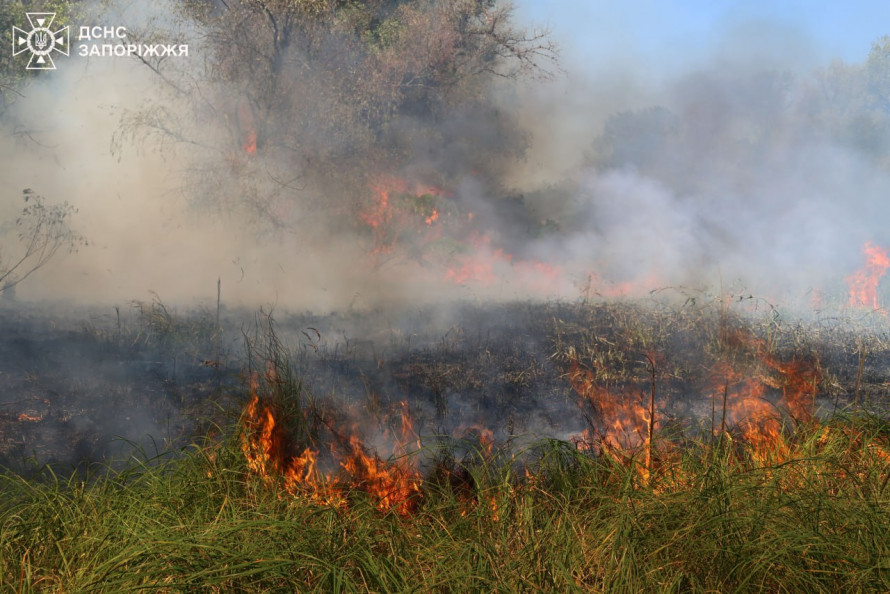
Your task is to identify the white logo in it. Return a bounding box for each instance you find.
[12,12,69,70]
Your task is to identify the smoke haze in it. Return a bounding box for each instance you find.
[2,2,889,314]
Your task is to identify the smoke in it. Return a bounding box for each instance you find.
[1,2,888,314]
[503,16,890,309]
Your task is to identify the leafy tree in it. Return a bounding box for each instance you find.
[116,0,558,229]
[590,68,794,196]
[0,189,87,297]
[866,36,890,114]
[799,37,890,167]
[595,106,680,171]
[0,1,80,114]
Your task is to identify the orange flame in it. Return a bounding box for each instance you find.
[719,326,821,424]
[444,235,511,285]
[708,327,821,463]
[241,374,421,515]
[238,102,257,155]
[359,176,448,254]
[581,271,662,300]
[452,424,496,457]
[568,326,820,468]
[847,241,890,311]
[443,233,565,292]
[709,361,785,464]
[567,357,656,480]
[340,435,420,515]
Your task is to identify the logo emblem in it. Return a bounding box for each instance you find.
[12,13,69,70]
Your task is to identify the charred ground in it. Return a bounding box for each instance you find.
[0,299,236,473]
[1,293,888,473]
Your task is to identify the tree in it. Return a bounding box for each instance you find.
[0,1,80,114]
[0,189,87,298]
[116,0,558,230]
[590,67,796,196]
[866,36,890,114]
[595,106,680,171]
[798,38,890,168]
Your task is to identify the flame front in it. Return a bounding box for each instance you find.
[568,361,652,453]
[567,356,656,481]
[568,326,820,469]
[341,435,420,516]
[243,316,821,513]
[241,375,420,515]
[709,361,786,464]
[847,241,890,311]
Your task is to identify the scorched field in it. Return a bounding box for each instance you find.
[2,291,890,592]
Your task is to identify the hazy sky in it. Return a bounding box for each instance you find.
[515,1,890,71]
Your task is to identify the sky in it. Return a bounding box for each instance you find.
[515,1,890,73]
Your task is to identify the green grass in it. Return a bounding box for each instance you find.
[3,296,890,591]
[2,417,890,592]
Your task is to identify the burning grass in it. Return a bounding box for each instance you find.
[2,415,890,591]
[3,295,890,589]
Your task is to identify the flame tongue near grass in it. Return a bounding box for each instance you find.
[709,361,786,463]
[847,241,890,311]
[241,388,284,476]
[719,327,821,423]
[568,362,652,453]
[567,326,821,468]
[341,435,420,516]
[243,318,821,510]
[567,356,656,481]
[710,327,821,463]
[241,375,420,515]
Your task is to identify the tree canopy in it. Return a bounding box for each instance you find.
[591,37,890,196]
[0,0,78,113]
[118,0,557,228]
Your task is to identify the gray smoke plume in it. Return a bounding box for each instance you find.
[1,2,887,314]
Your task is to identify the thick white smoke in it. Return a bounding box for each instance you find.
[1,3,888,314]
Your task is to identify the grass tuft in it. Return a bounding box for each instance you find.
[2,415,890,591]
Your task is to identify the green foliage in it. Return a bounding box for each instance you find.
[0,0,79,113]
[866,36,890,113]
[802,38,890,163]
[590,39,890,184]
[120,0,556,229]
[597,106,680,171]
[0,188,87,295]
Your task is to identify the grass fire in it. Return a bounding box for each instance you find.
[7,294,890,591]
[3,0,890,591]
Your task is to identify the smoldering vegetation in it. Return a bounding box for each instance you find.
[513,40,890,301]
[0,0,887,493]
[3,292,890,472]
[4,294,890,589]
[0,298,237,474]
[3,2,890,587]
